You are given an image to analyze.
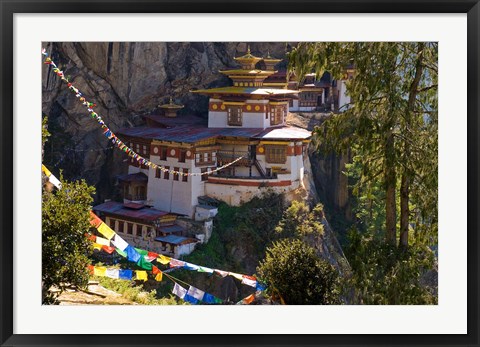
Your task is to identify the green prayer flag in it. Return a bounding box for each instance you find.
[116,248,127,258]
[134,248,148,256]
[137,256,153,271]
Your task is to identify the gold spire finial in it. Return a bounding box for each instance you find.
[247,45,251,54]
[169,96,173,104]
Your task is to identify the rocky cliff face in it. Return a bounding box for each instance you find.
[42,42,289,201]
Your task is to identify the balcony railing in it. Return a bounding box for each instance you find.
[216,151,252,166]
[125,194,147,201]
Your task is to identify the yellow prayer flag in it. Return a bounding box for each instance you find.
[155,273,163,282]
[95,236,110,246]
[97,222,115,240]
[93,243,103,251]
[41,164,52,177]
[229,272,244,281]
[135,270,148,282]
[93,266,107,277]
[157,255,171,265]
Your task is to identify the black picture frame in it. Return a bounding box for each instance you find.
[1,1,479,346]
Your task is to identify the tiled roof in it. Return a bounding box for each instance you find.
[93,201,170,222]
[253,126,312,140]
[154,235,198,245]
[117,172,148,183]
[118,123,311,143]
[192,87,298,95]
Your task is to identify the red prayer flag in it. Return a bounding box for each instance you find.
[152,266,161,275]
[85,233,96,241]
[242,294,255,305]
[87,265,94,275]
[102,245,115,254]
[89,211,103,228]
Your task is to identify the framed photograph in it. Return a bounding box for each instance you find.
[1,1,479,346]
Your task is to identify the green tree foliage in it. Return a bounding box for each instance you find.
[275,200,324,238]
[289,42,438,248]
[345,228,437,304]
[42,175,96,304]
[257,239,340,305]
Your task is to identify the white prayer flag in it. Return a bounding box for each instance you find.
[187,286,205,301]
[172,283,187,299]
[241,276,257,288]
[112,234,129,251]
[105,268,119,279]
[48,174,62,189]
[229,272,244,281]
[95,236,110,246]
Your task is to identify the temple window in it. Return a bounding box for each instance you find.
[159,146,167,160]
[173,167,179,181]
[127,223,133,235]
[227,106,243,126]
[183,169,188,182]
[155,168,161,178]
[164,166,170,180]
[195,152,216,166]
[179,150,186,163]
[270,106,285,125]
[118,221,124,233]
[109,218,116,229]
[265,145,287,164]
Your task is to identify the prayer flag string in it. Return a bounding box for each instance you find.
[42,48,244,177]
[89,210,266,291]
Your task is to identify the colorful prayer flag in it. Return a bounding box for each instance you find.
[202,293,223,304]
[183,294,199,305]
[183,262,199,271]
[157,255,171,265]
[102,245,115,254]
[197,266,214,274]
[116,248,127,258]
[215,270,229,278]
[89,211,103,228]
[241,294,255,305]
[135,270,148,282]
[137,256,153,271]
[95,236,110,246]
[155,273,163,282]
[106,268,119,279]
[170,259,185,268]
[229,272,244,281]
[93,266,107,277]
[241,275,257,288]
[187,286,205,301]
[97,222,115,240]
[111,234,128,251]
[119,269,133,280]
[126,245,141,263]
[172,283,187,299]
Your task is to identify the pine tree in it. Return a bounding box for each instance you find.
[288,42,438,247]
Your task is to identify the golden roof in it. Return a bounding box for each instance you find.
[263,50,282,64]
[234,46,262,67]
[159,97,184,110]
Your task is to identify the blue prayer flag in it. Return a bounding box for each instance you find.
[256,282,267,291]
[119,269,133,280]
[202,293,221,304]
[183,294,199,305]
[126,245,141,263]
